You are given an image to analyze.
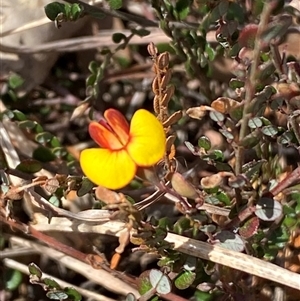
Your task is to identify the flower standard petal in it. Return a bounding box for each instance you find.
[80,148,136,189]
[89,122,124,149]
[105,109,130,146]
[127,109,166,166]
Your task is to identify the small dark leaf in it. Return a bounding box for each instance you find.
[239,217,260,238]
[16,159,42,173]
[214,231,245,252]
[18,120,36,130]
[33,146,56,162]
[175,0,191,20]
[77,178,94,196]
[255,197,282,221]
[260,16,292,46]
[229,78,244,89]
[112,33,127,43]
[44,2,66,21]
[278,131,295,145]
[228,174,247,188]
[241,131,261,148]
[183,256,197,272]
[131,28,150,37]
[174,217,192,235]
[35,132,53,144]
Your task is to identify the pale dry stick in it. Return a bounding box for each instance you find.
[9,236,140,297]
[3,258,115,301]
[31,214,300,290]
[165,233,300,291]
[0,30,172,54]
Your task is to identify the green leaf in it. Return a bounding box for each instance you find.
[5,269,22,290]
[174,271,196,290]
[227,2,244,23]
[193,290,214,301]
[112,33,127,43]
[50,136,61,147]
[28,263,43,278]
[16,159,42,173]
[13,110,26,121]
[278,131,295,145]
[8,74,24,89]
[77,178,94,197]
[52,147,68,158]
[175,0,191,20]
[108,0,122,10]
[64,287,82,301]
[198,136,211,151]
[137,271,153,295]
[44,2,66,21]
[18,120,36,130]
[205,43,216,61]
[229,78,244,89]
[261,16,292,46]
[70,3,83,20]
[33,146,56,162]
[35,132,53,144]
[131,28,150,37]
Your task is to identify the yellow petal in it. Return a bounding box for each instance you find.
[127,109,166,166]
[80,148,136,189]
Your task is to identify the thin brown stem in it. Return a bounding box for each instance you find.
[235,1,275,175]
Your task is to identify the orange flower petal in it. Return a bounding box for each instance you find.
[80,148,136,189]
[105,109,130,146]
[89,122,124,149]
[127,109,166,166]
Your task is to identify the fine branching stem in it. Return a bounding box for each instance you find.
[235,1,275,176]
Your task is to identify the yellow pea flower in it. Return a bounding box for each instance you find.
[80,109,166,189]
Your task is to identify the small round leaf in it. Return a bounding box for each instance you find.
[255,197,282,221]
[214,231,245,252]
[174,271,196,290]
